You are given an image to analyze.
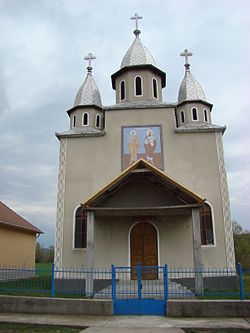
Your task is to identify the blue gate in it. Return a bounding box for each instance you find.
[112,264,168,315]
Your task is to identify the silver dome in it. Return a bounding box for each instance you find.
[74,70,102,108]
[121,35,156,69]
[178,69,206,104]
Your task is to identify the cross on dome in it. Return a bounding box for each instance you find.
[84,52,96,73]
[180,49,193,70]
[131,13,142,36]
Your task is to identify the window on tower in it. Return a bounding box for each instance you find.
[96,114,101,128]
[74,206,87,248]
[73,115,76,128]
[200,203,214,246]
[152,78,158,99]
[135,76,142,96]
[120,80,125,101]
[180,110,185,124]
[82,112,89,126]
[204,109,208,122]
[192,107,198,121]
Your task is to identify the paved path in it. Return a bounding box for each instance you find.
[0,313,250,332]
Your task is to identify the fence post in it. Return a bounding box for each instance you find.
[238,262,244,300]
[137,263,141,302]
[111,265,116,302]
[51,263,55,298]
[164,264,168,302]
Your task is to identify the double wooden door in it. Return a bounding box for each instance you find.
[130,222,158,279]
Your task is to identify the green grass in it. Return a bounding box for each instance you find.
[0,323,85,332]
[35,263,52,272]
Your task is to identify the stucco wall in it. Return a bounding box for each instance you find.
[59,105,230,269]
[0,226,36,267]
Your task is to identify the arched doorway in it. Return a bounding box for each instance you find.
[130,222,158,279]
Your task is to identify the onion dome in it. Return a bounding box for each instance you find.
[74,53,102,108]
[120,13,156,68]
[178,49,206,104]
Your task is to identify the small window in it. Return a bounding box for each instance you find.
[200,203,214,245]
[152,78,158,99]
[74,207,87,248]
[204,109,208,122]
[96,114,101,128]
[120,80,125,101]
[73,115,76,128]
[82,112,89,126]
[192,107,198,121]
[135,76,142,96]
[180,110,185,124]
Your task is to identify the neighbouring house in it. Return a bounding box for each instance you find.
[0,201,42,267]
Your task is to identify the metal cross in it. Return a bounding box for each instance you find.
[84,52,96,68]
[180,49,193,65]
[131,13,142,31]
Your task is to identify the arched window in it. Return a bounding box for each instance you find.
[135,76,142,96]
[120,80,125,101]
[74,207,87,248]
[200,203,214,245]
[204,109,208,122]
[73,115,76,128]
[95,114,101,128]
[152,78,158,99]
[192,107,198,121]
[180,110,185,124]
[82,112,89,126]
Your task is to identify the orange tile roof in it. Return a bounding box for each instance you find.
[0,201,42,234]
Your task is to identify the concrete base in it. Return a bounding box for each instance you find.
[0,295,113,316]
[167,300,250,317]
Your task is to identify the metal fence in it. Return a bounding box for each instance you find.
[0,263,248,300]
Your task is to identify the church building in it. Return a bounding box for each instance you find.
[54,14,235,273]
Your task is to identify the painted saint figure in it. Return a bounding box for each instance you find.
[128,130,140,164]
[144,129,157,165]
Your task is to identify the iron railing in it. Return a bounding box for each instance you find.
[0,263,248,300]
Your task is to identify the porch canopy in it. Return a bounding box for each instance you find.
[82,159,205,215]
[82,159,205,293]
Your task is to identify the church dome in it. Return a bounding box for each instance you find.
[178,70,206,104]
[121,35,156,69]
[178,49,206,104]
[74,53,102,108]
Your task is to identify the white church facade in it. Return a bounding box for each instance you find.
[54,15,235,273]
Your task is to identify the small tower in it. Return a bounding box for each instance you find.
[67,53,103,131]
[176,49,213,127]
[111,13,166,104]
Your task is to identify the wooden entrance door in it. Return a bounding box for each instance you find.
[130,222,158,279]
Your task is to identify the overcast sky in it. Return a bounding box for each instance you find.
[0,0,249,246]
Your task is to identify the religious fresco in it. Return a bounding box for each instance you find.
[122,125,163,170]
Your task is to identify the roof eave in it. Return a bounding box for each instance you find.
[67,104,103,117]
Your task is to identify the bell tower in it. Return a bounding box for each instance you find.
[111,13,166,104]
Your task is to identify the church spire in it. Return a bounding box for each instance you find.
[178,49,206,104]
[131,13,142,37]
[74,52,102,108]
[180,49,193,72]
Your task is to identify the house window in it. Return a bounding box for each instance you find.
[75,207,87,248]
[73,115,76,128]
[204,109,208,122]
[180,110,185,124]
[200,203,214,245]
[192,107,198,121]
[82,112,89,126]
[152,78,158,99]
[96,114,101,128]
[135,76,142,96]
[120,80,125,101]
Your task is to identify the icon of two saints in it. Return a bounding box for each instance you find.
[128,130,157,165]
